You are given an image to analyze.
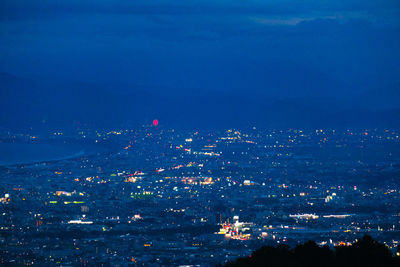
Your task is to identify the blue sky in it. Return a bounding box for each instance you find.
[1,0,399,129]
[1,1,399,91]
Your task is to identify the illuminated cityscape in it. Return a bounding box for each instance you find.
[1,0,400,266]
[1,127,399,265]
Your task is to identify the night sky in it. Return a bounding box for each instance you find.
[1,0,399,130]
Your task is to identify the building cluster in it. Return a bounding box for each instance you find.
[0,127,399,266]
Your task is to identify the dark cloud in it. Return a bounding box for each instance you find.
[1,0,399,20]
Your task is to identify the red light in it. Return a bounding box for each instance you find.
[153,119,159,126]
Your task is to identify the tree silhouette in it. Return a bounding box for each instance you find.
[221,235,399,267]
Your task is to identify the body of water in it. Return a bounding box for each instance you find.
[0,142,94,166]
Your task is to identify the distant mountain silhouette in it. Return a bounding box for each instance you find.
[1,73,399,130]
[220,235,400,267]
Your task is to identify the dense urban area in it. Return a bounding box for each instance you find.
[1,125,400,266]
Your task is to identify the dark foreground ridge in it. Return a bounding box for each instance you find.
[220,235,400,267]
